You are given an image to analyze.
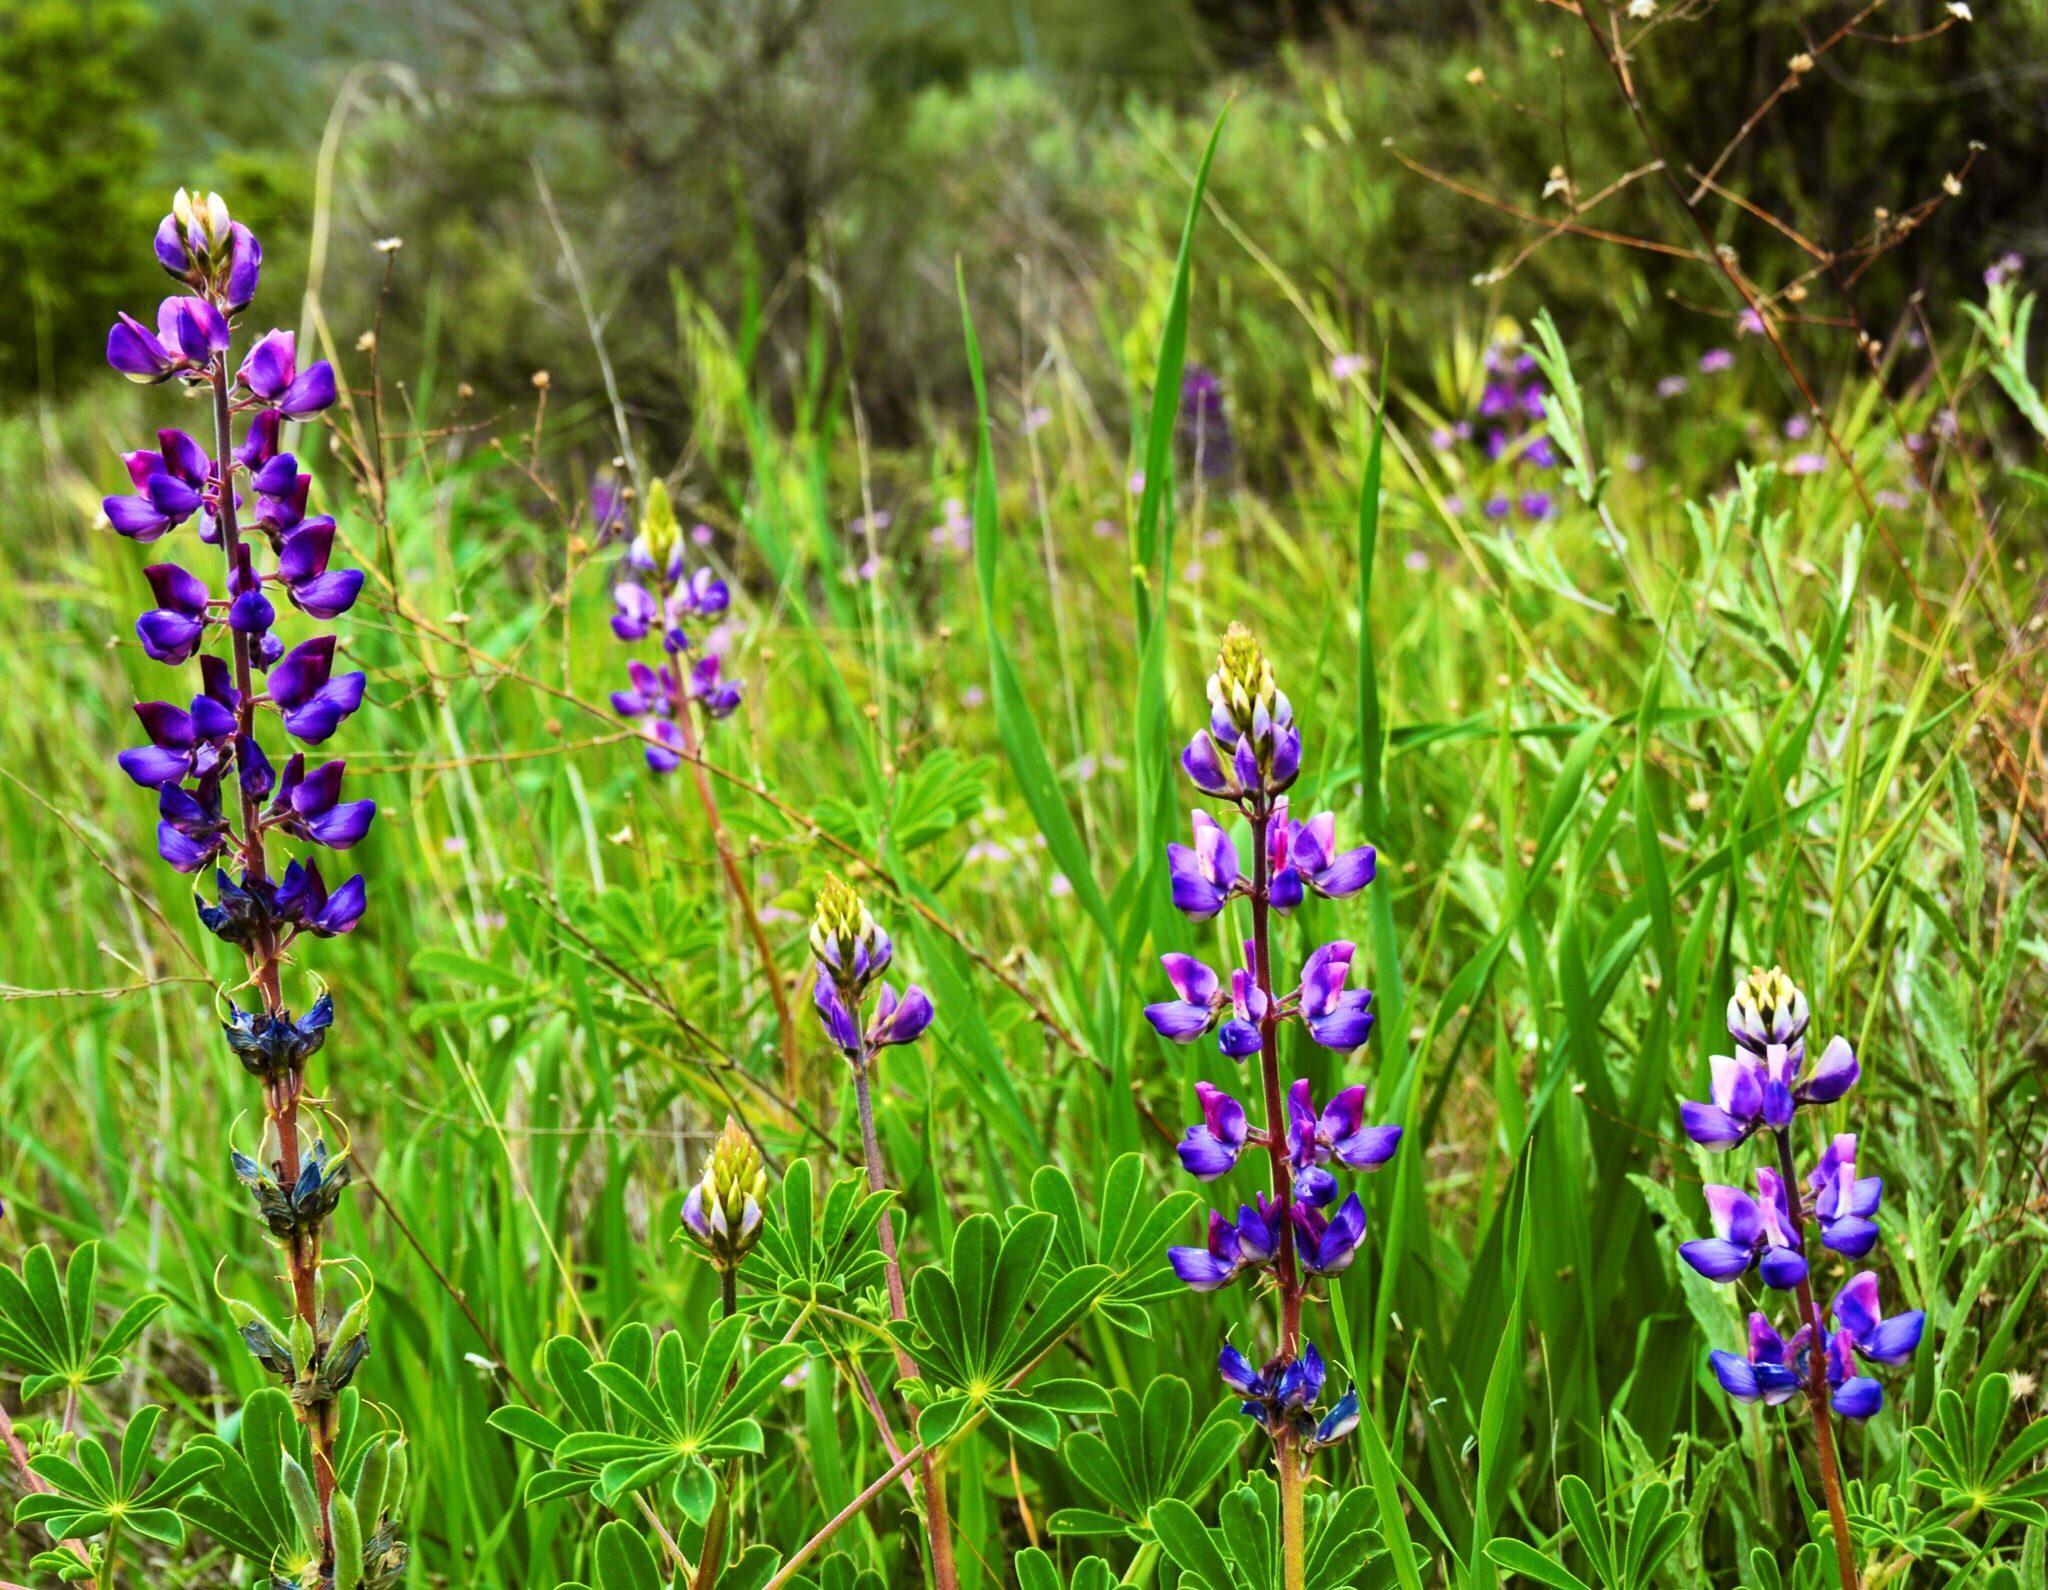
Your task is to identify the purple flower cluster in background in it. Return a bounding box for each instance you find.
[1176,365,1236,483]
[1677,967,1922,1422]
[604,478,741,772]
[1147,624,1399,1469]
[1435,338,1557,522]
[104,190,369,955]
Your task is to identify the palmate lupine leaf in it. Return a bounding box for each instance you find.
[1151,1476,1414,1590]
[556,1518,778,1590]
[1913,1372,2048,1527]
[1483,1475,1687,1590]
[0,1241,167,1402]
[1014,1548,1118,1590]
[891,1211,1112,1448]
[179,1385,404,1585]
[16,1404,220,1549]
[525,1316,804,1523]
[1047,1376,1244,1541]
[743,1157,893,1312]
[490,1326,655,1506]
[1027,1155,1199,1335]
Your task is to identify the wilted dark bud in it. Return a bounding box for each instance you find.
[222,995,334,1079]
[233,1135,351,1238]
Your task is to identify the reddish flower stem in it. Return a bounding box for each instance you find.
[208,361,337,1571]
[1248,808,1307,1590]
[1772,1128,1859,1590]
[852,1053,959,1590]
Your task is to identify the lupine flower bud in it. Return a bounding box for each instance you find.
[810,875,891,998]
[635,478,682,571]
[680,1117,767,1270]
[1729,965,1810,1052]
[1208,623,1282,740]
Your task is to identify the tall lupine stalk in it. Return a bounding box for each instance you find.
[1675,968,1925,1590]
[604,481,802,1092]
[1147,626,1397,1590]
[678,1117,768,1588]
[102,191,403,1588]
[806,878,957,1589]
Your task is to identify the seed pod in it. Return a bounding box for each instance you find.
[353,1438,389,1525]
[383,1439,408,1517]
[330,1491,363,1589]
[280,1453,322,1558]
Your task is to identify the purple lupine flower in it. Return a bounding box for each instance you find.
[266,756,376,850]
[867,983,935,1048]
[157,776,231,873]
[1177,1082,1250,1180]
[1217,1343,1266,1400]
[276,520,363,619]
[1311,1389,1360,1448]
[107,297,231,385]
[1219,966,1268,1059]
[117,693,238,789]
[1168,811,1243,920]
[1275,1341,1324,1411]
[136,564,211,664]
[1810,1134,1883,1256]
[1709,1312,1810,1407]
[1825,1328,1885,1421]
[611,582,659,641]
[236,330,338,418]
[1168,1202,1280,1293]
[1284,1079,1401,1173]
[1678,1171,1807,1289]
[685,652,742,719]
[275,857,368,937]
[1182,624,1300,807]
[1297,941,1375,1051]
[1145,952,1229,1042]
[1267,804,1376,912]
[1831,1272,1925,1366]
[1291,1193,1367,1276]
[267,636,367,744]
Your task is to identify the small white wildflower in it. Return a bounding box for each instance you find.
[1947,2,1972,19]
[1626,0,1655,15]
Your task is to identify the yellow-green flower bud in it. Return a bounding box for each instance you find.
[1208,622,1283,737]
[810,874,892,995]
[681,1117,767,1270]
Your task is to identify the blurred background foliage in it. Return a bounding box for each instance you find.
[8,0,2046,438]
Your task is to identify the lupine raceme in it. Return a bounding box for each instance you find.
[1676,966,1922,1589]
[606,478,740,772]
[806,876,958,1587]
[1147,625,1397,1590]
[101,189,405,1589]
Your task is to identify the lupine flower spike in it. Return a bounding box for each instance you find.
[805,876,958,1583]
[1676,967,1920,1590]
[1154,627,1400,1590]
[97,189,403,1587]
[605,478,741,772]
